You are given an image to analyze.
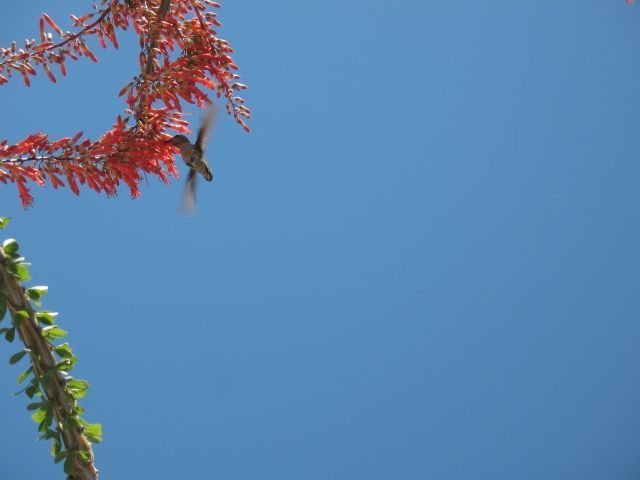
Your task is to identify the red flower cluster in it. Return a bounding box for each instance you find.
[0,0,250,207]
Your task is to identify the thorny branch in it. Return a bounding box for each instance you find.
[0,246,98,480]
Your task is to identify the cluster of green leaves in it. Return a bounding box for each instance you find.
[0,217,101,475]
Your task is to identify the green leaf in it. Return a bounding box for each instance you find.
[2,238,19,254]
[9,349,28,365]
[40,428,57,440]
[27,293,40,305]
[26,286,48,306]
[54,450,67,464]
[27,401,43,411]
[0,291,7,322]
[67,379,89,398]
[39,407,53,432]
[17,366,33,384]
[7,263,30,281]
[27,285,48,296]
[13,310,29,327]
[54,343,73,358]
[0,217,11,229]
[36,311,58,326]
[41,326,67,340]
[63,416,82,430]
[77,449,91,462]
[4,327,15,343]
[63,454,73,474]
[40,372,51,390]
[51,435,61,457]
[25,383,39,398]
[56,358,75,372]
[31,408,47,424]
[83,423,103,443]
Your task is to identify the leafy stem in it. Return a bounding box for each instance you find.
[0,217,101,480]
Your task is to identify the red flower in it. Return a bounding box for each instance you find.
[0,0,250,208]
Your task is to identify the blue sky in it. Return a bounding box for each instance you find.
[2,1,640,478]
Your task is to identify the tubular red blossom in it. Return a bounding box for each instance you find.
[0,0,250,208]
[49,172,65,189]
[16,180,34,207]
[43,13,63,36]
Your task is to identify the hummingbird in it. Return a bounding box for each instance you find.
[169,106,217,212]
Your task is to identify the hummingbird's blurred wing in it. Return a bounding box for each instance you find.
[195,105,218,151]
[181,168,198,214]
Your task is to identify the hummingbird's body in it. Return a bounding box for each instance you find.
[170,135,213,181]
[169,106,217,211]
